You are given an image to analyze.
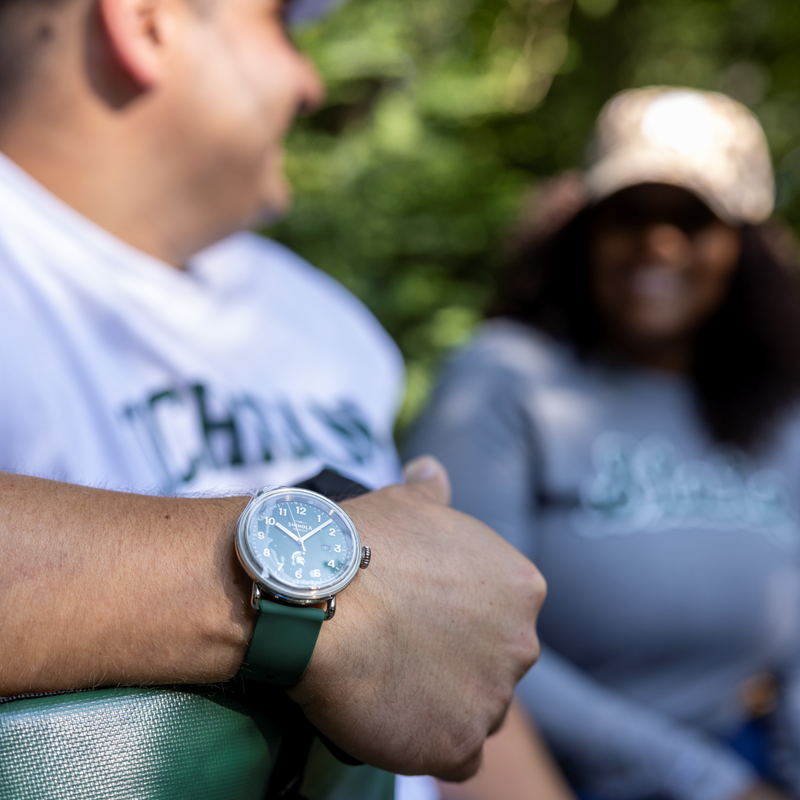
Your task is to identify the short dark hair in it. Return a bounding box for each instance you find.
[0,0,70,119]
[0,0,217,119]
[492,175,800,452]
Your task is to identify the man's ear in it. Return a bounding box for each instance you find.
[97,0,168,88]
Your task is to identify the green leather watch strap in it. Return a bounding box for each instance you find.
[240,600,325,686]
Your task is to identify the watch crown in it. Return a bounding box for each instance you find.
[250,582,262,610]
[359,545,371,570]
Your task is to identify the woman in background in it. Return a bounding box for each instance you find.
[410,87,800,800]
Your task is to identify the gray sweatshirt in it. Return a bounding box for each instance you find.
[408,319,800,800]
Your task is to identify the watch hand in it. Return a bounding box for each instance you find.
[275,521,304,549]
[299,519,332,543]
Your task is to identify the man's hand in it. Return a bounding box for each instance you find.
[287,456,547,781]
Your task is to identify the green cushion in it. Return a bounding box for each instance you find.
[0,688,394,800]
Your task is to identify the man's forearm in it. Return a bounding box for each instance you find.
[0,461,546,781]
[0,472,253,695]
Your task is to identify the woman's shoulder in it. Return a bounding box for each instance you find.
[453,318,576,383]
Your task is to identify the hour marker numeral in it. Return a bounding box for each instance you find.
[263,548,270,557]
[310,569,321,578]
[296,506,307,515]
[327,560,336,568]
[279,508,287,516]
[334,545,342,553]
[295,569,303,579]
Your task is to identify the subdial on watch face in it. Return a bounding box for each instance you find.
[248,498,351,589]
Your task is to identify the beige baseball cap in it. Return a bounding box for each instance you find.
[584,86,775,225]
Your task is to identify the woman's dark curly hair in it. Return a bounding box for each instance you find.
[492,175,800,452]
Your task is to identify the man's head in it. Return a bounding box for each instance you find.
[0,0,328,265]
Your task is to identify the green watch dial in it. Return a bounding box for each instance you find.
[251,497,352,588]
[236,487,362,604]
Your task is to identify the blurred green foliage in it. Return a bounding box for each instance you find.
[270,0,800,431]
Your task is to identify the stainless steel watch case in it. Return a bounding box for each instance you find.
[235,486,368,619]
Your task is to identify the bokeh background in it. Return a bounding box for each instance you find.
[270,0,800,433]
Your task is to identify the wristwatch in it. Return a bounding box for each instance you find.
[235,486,371,685]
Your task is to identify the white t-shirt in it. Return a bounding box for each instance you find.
[0,152,403,495]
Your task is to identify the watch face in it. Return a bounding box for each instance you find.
[236,488,362,603]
